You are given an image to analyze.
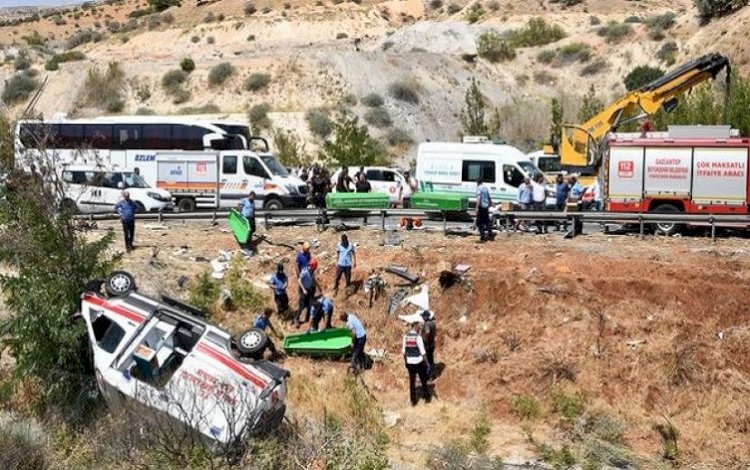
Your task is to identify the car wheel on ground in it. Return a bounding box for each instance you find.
[104,271,136,297]
[176,197,196,213]
[235,328,268,357]
[264,198,283,210]
[651,204,681,236]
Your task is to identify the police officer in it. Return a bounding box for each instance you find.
[402,322,431,406]
[421,310,437,379]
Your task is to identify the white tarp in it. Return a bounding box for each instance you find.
[402,284,429,310]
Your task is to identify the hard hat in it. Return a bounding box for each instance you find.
[302,241,311,251]
[309,258,318,270]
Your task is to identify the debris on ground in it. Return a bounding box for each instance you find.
[333,223,361,231]
[398,311,425,324]
[143,223,169,231]
[367,348,387,360]
[438,270,461,289]
[382,232,403,246]
[385,265,420,285]
[383,410,401,428]
[388,288,410,316]
[176,275,189,288]
[403,284,429,310]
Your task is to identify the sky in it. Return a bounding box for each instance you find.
[0,0,85,7]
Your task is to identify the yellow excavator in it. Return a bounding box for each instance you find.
[541,53,731,186]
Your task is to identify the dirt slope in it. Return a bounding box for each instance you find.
[107,219,750,468]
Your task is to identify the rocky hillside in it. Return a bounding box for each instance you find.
[1,0,749,160]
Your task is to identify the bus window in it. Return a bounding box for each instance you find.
[103,172,123,189]
[142,124,172,149]
[57,124,84,148]
[114,125,142,149]
[223,155,237,174]
[19,123,57,148]
[83,125,113,149]
[243,156,269,179]
[462,161,496,183]
[172,124,206,151]
[503,165,524,187]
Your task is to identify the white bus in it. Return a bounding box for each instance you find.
[15,116,309,211]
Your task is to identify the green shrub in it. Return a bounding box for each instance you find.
[694,0,746,22]
[66,28,102,49]
[364,107,392,128]
[190,35,200,43]
[180,57,195,73]
[476,32,516,62]
[589,15,602,25]
[386,128,413,146]
[273,128,308,167]
[447,2,461,14]
[13,51,31,71]
[537,443,577,468]
[80,62,126,112]
[305,108,333,138]
[512,394,541,420]
[624,15,641,23]
[429,0,443,9]
[551,390,585,420]
[624,65,665,91]
[362,93,384,107]
[203,11,215,22]
[597,21,633,43]
[148,0,180,12]
[207,62,235,86]
[336,32,348,39]
[647,12,677,30]
[179,103,220,114]
[507,17,566,47]
[0,423,48,470]
[161,69,187,88]
[648,27,666,41]
[46,51,87,71]
[249,102,272,133]
[1,73,38,104]
[465,3,485,23]
[469,410,491,455]
[206,36,215,44]
[244,2,257,15]
[225,258,267,312]
[580,58,608,76]
[537,49,556,64]
[244,72,271,92]
[319,114,387,167]
[188,270,220,316]
[559,42,590,62]
[341,93,357,106]
[388,80,421,104]
[657,41,678,65]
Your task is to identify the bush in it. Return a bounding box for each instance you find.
[148,0,180,12]
[161,69,187,88]
[336,32,348,39]
[388,80,420,104]
[190,35,200,43]
[465,3,485,23]
[188,270,220,316]
[273,128,308,167]
[44,50,85,71]
[447,2,461,14]
[207,62,235,86]
[476,32,516,62]
[657,41,678,65]
[559,42,590,63]
[225,258,267,312]
[364,107,392,128]
[107,20,120,32]
[206,36,215,44]
[244,72,271,91]
[597,21,633,43]
[305,108,333,138]
[203,11,215,22]
[180,57,195,73]
[361,93,384,107]
[551,390,585,420]
[512,394,541,420]
[13,51,31,71]
[624,15,641,23]
[0,423,48,470]
[244,2,257,15]
[694,0,746,22]
[589,15,602,25]
[386,128,413,146]
[647,12,677,30]
[319,114,387,167]
[79,62,126,112]
[624,65,665,91]
[429,0,443,9]
[66,29,102,49]
[507,17,566,47]
[537,49,556,64]
[249,102,272,134]
[580,58,608,76]
[1,73,38,104]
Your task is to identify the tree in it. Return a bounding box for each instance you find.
[549,98,563,149]
[577,85,605,123]
[624,65,665,91]
[0,114,119,414]
[693,0,747,22]
[319,114,387,167]
[148,0,181,12]
[461,77,488,136]
[273,128,310,167]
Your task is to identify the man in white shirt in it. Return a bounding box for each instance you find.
[531,174,548,234]
[398,170,418,208]
[402,322,431,405]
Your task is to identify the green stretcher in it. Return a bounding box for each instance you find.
[228,208,252,244]
[411,192,469,212]
[325,192,390,210]
[282,328,352,356]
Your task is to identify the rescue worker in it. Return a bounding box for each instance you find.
[336,166,354,192]
[296,258,320,328]
[334,234,356,296]
[355,171,371,193]
[475,177,492,242]
[340,312,367,374]
[555,174,570,231]
[421,310,437,379]
[238,191,257,237]
[515,176,533,231]
[269,263,289,315]
[253,307,280,359]
[402,322,431,405]
[531,174,548,234]
[398,170,418,208]
[115,190,139,251]
[308,295,334,332]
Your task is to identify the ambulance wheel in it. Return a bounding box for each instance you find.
[176,197,196,213]
[236,328,268,357]
[264,197,283,210]
[651,204,681,236]
[104,271,136,297]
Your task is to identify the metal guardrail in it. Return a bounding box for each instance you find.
[74,207,750,240]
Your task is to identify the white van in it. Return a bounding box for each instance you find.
[142,150,308,212]
[416,141,548,205]
[60,164,173,213]
[330,166,406,204]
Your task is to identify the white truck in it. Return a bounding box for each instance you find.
[416,139,551,206]
[60,164,173,213]
[80,272,289,445]
[131,149,308,212]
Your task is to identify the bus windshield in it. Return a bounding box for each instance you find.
[124,172,150,188]
[260,155,289,177]
[517,160,543,182]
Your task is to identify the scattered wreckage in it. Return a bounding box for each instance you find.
[79,271,289,445]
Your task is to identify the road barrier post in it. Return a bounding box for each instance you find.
[442,212,447,235]
[710,216,716,241]
[381,210,386,232]
[265,213,270,231]
[506,214,512,237]
[639,216,644,239]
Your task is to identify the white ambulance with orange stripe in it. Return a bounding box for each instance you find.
[79,272,289,445]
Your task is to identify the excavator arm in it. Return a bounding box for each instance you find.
[560,53,731,175]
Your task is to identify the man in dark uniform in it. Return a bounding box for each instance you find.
[402,322,431,406]
[421,310,437,379]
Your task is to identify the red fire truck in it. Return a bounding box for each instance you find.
[605,134,750,234]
